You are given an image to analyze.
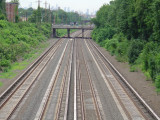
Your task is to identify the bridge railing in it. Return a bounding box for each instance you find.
[52,25,95,30]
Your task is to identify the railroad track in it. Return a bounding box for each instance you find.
[76,40,103,120]
[38,31,104,120]
[0,39,63,119]
[0,31,81,120]
[35,33,81,120]
[84,30,160,120]
[0,29,159,120]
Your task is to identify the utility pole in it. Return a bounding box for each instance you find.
[44,1,48,22]
[26,12,28,21]
[54,15,55,24]
[37,0,41,7]
[49,4,51,24]
[36,0,42,23]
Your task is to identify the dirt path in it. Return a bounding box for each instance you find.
[92,40,160,117]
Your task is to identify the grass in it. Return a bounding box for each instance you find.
[144,72,152,81]
[57,29,77,37]
[0,42,49,79]
[130,65,138,72]
[0,82,3,87]
[156,89,160,95]
[0,61,29,79]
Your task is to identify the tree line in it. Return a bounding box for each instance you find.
[25,7,83,24]
[0,0,84,24]
[0,1,52,73]
[92,0,160,92]
[0,0,84,74]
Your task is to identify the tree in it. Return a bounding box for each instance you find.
[37,6,41,23]
[0,0,6,20]
[10,0,19,4]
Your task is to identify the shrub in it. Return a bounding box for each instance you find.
[0,59,11,67]
[128,39,144,64]
[148,56,156,81]
[0,20,7,28]
[141,42,157,71]
[155,75,160,89]
[0,21,51,72]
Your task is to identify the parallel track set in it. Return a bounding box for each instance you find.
[85,30,160,120]
[76,39,103,120]
[0,30,159,120]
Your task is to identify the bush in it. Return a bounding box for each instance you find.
[92,26,116,43]
[0,59,11,67]
[0,20,7,28]
[141,42,157,71]
[0,21,51,72]
[155,75,160,89]
[128,39,144,64]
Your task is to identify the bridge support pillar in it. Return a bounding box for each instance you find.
[53,28,56,38]
[82,29,84,38]
[67,29,70,38]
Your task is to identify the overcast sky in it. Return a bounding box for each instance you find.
[6,0,111,13]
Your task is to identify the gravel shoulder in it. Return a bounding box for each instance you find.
[91,40,160,117]
[0,38,59,95]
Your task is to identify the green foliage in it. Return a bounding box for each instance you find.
[0,0,6,20]
[0,82,3,87]
[0,20,7,28]
[57,29,77,37]
[19,8,33,18]
[27,7,83,24]
[92,0,160,90]
[155,75,160,92]
[128,40,144,64]
[0,20,51,72]
[0,13,6,20]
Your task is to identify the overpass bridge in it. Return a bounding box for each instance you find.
[52,25,94,38]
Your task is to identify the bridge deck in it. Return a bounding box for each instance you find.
[52,25,94,30]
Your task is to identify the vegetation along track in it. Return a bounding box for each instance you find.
[85,30,160,120]
[0,29,159,120]
[0,31,81,120]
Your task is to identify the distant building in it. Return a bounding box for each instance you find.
[6,2,18,22]
[86,9,89,16]
[20,17,27,22]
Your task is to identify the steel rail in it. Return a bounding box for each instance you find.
[0,39,63,120]
[84,39,129,120]
[0,30,85,120]
[34,40,70,120]
[88,39,160,120]
[0,30,82,107]
[78,67,85,120]
[0,30,82,106]
[0,38,63,107]
[54,39,73,120]
[76,44,85,120]
[74,39,77,120]
[54,61,69,120]
[63,39,74,120]
[81,45,103,120]
[35,31,82,120]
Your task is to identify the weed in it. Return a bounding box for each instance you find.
[0,82,3,87]
[130,65,138,72]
